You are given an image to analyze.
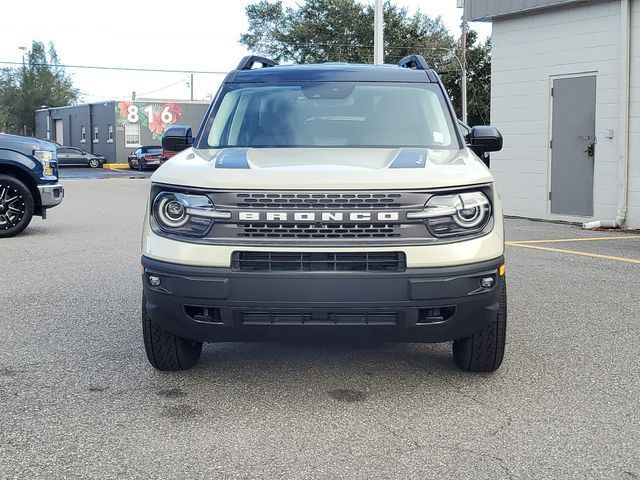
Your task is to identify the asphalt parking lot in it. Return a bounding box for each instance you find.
[1,179,639,479]
[58,166,152,180]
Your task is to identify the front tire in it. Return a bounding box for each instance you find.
[88,158,101,168]
[452,279,507,372]
[0,174,35,238]
[142,297,202,371]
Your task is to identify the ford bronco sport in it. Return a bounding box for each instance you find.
[141,55,505,372]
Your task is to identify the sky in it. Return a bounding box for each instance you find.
[0,0,491,103]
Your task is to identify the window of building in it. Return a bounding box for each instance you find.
[93,126,99,143]
[107,124,114,143]
[80,125,86,143]
[125,123,141,148]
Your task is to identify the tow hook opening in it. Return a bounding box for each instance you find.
[184,305,222,324]
[417,306,456,324]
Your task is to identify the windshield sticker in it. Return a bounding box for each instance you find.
[433,131,445,144]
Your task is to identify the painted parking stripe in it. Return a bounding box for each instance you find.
[507,243,640,265]
[506,235,639,245]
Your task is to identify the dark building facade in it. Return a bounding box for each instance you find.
[35,100,209,163]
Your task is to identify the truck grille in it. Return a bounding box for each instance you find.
[234,192,404,209]
[231,251,406,272]
[237,223,402,239]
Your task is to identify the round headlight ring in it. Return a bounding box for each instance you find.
[452,193,490,229]
[455,207,482,227]
[165,200,185,220]
[155,194,189,228]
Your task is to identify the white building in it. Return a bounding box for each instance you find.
[468,0,640,228]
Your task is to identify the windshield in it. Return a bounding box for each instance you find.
[200,82,458,149]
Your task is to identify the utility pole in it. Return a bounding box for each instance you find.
[190,73,194,101]
[18,47,27,135]
[374,0,384,64]
[18,46,27,69]
[459,0,468,124]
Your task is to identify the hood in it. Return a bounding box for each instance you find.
[151,147,493,190]
[0,133,56,153]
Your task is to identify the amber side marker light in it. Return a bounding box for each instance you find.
[499,264,506,276]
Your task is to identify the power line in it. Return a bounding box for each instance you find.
[138,77,191,96]
[0,61,227,75]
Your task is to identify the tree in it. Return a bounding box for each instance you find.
[452,31,491,126]
[0,70,19,133]
[240,0,491,124]
[0,41,80,135]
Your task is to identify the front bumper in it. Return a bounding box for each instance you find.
[37,183,64,207]
[142,255,505,343]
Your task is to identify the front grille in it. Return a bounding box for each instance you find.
[204,189,435,245]
[232,251,406,272]
[234,192,404,209]
[237,223,402,239]
[240,310,399,326]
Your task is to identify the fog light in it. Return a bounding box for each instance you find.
[148,275,161,287]
[480,276,494,288]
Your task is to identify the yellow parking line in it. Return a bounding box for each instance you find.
[506,235,639,245]
[507,243,640,264]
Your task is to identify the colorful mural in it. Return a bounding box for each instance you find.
[116,102,183,140]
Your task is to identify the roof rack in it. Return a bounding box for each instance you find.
[398,55,429,70]
[236,55,278,71]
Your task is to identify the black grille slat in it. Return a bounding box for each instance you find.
[236,223,403,239]
[234,192,404,209]
[231,252,406,272]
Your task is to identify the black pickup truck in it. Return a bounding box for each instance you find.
[0,134,64,237]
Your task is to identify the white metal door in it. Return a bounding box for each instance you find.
[54,120,64,144]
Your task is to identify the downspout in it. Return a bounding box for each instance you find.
[584,0,631,229]
[88,104,94,155]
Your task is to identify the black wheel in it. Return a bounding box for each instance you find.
[0,174,34,238]
[142,296,202,371]
[128,159,135,170]
[88,158,101,168]
[452,279,507,372]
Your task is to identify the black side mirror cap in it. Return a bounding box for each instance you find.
[468,125,503,156]
[162,125,193,153]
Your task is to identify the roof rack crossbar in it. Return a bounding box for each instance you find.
[398,55,429,70]
[236,55,278,71]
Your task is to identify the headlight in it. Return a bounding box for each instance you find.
[408,191,491,238]
[152,191,229,237]
[34,150,55,176]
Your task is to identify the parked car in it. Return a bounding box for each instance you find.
[128,146,164,170]
[0,133,64,237]
[140,55,505,373]
[56,146,105,168]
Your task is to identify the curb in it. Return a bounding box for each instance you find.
[103,163,130,170]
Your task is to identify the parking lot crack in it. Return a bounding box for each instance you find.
[380,422,515,479]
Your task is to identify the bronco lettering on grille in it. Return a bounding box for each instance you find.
[237,211,400,222]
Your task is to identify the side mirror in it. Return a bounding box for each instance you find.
[162,125,193,153]
[468,126,503,156]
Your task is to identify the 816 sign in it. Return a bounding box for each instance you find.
[116,101,183,139]
[126,104,174,124]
